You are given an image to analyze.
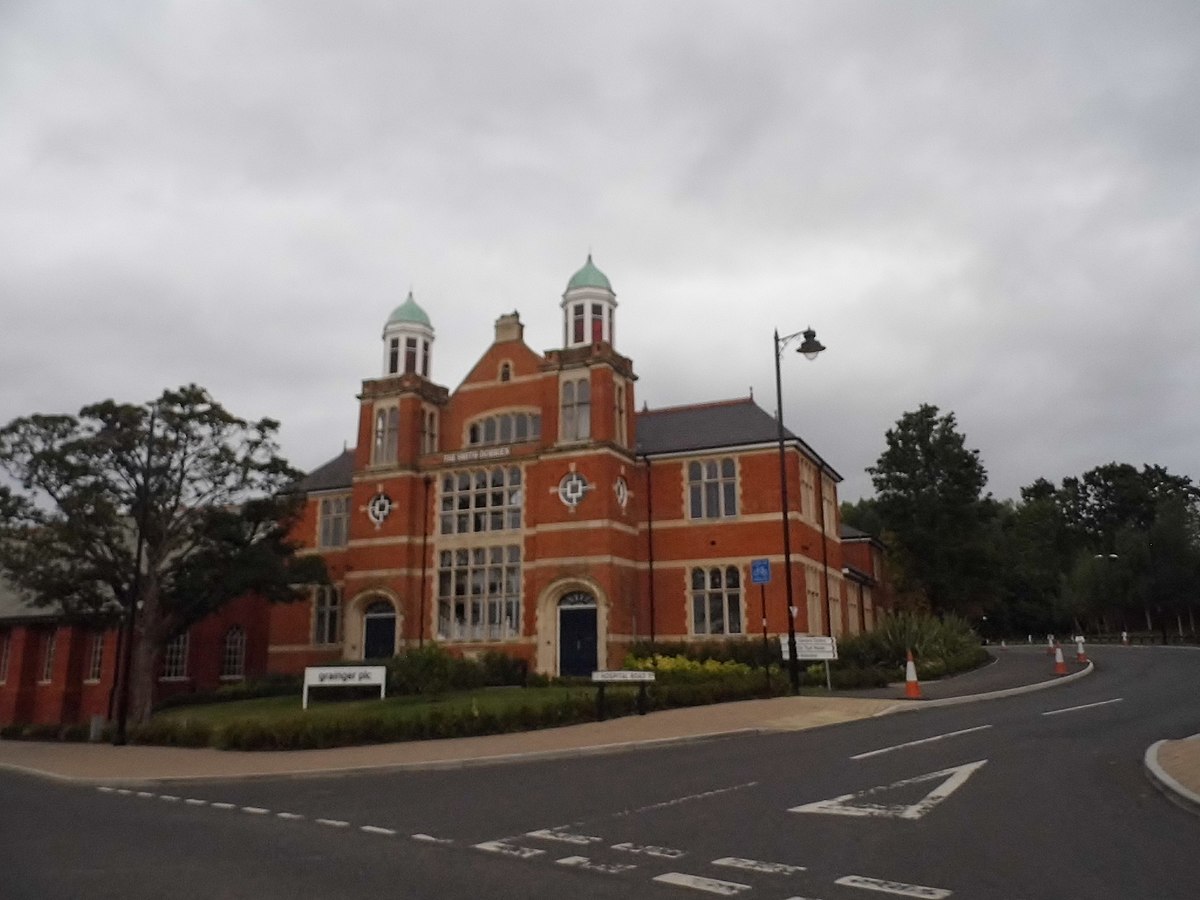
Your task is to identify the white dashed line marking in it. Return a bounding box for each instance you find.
[617,782,758,817]
[159,795,180,802]
[835,874,952,898]
[276,812,304,821]
[184,799,207,806]
[556,855,637,874]
[361,825,397,836]
[242,806,270,815]
[1041,698,1123,716]
[315,818,350,828]
[653,872,752,895]
[135,791,155,798]
[115,789,132,796]
[210,802,236,810]
[474,840,545,859]
[612,842,686,859]
[97,787,115,793]
[713,857,805,875]
[527,827,603,845]
[411,833,453,844]
[851,725,993,760]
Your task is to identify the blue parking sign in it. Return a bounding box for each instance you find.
[751,558,771,584]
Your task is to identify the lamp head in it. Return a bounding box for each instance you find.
[797,327,825,361]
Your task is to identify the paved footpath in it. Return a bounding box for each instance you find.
[2,644,1197,811]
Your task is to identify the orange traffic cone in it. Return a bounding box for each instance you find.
[1075,638,1088,664]
[904,649,922,699]
[1053,643,1068,675]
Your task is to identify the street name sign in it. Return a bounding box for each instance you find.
[591,670,655,683]
[779,635,838,660]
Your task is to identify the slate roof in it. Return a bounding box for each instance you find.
[0,573,56,624]
[294,449,355,494]
[635,397,841,479]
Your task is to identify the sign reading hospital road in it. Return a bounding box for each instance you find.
[591,670,656,683]
[780,635,838,660]
[302,665,387,709]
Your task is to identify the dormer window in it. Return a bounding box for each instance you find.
[499,362,512,382]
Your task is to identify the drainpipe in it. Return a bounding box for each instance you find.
[642,453,656,652]
[418,475,432,648]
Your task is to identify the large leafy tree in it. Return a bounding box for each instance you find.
[0,385,324,725]
[867,404,996,615]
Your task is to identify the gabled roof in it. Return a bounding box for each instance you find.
[635,397,841,479]
[295,449,355,493]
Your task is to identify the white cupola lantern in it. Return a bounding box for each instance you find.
[561,254,617,350]
[382,291,434,378]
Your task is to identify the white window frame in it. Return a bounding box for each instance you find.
[439,466,523,535]
[689,566,744,636]
[373,405,400,464]
[313,585,342,645]
[85,631,104,682]
[220,626,246,680]
[318,494,350,549]
[160,632,189,681]
[687,458,738,519]
[560,376,590,442]
[38,630,56,683]
[436,544,522,642]
[421,407,439,454]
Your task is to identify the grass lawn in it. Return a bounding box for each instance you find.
[153,685,611,728]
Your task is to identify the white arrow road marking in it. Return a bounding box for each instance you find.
[851,726,992,760]
[790,760,987,820]
[556,856,637,874]
[835,874,952,898]
[653,872,752,895]
[713,857,806,875]
[1041,698,1123,716]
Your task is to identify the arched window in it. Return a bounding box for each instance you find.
[161,632,188,680]
[561,377,590,441]
[499,362,512,382]
[221,626,246,679]
[374,407,400,463]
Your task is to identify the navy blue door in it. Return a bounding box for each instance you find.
[363,601,396,659]
[559,604,598,677]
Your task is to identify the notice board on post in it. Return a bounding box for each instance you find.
[302,665,387,709]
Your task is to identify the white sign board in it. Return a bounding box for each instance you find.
[303,665,387,709]
[591,670,656,683]
[780,635,838,660]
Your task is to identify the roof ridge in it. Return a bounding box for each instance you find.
[638,396,754,416]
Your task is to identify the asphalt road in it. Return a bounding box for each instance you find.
[4,646,1198,899]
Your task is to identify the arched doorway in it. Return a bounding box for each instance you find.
[558,591,598,676]
[362,599,397,659]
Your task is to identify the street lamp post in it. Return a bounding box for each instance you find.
[774,326,826,694]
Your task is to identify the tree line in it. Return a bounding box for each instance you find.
[844,404,1200,641]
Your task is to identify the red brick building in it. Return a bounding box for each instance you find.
[268,256,887,678]
[0,256,891,725]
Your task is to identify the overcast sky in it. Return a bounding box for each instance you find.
[2,1,1198,502]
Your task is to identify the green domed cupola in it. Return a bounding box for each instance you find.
[386,291,432,328]
[561,254,618,350]
[381,290,435,377]
[565,254,612,293]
